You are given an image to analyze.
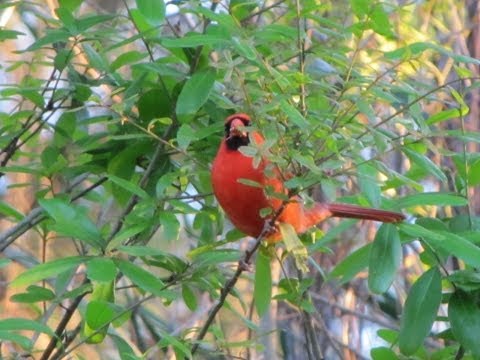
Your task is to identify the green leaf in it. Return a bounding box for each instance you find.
[161,34,229,48]
[118,245,187,273]
[39,198,104,249]
[157,329,192,359]
[58,0,83,12]
[447,269,480,291]
[110,50,147,71]
[86,300,116,330]
[176,123,195,150]
[24,29,71,51]
[329,244,372,283]
[107,174,149,199]
[254,250,272,316]
[107,142,151,205]
[84,300,115,344]
[10,285,55,303]
[400,223,480,268]
[279,223,309,273]
[54,48,73,71]
[426,108,466,125]
[111,334,137,360]
[370,4,394,38]
[176,68,216,116]
[433,231,480,268]
[350,0,369,17]
[0,331,32,350]
[449,290,480,357]
[0,318,55,336]
[0,201,24,220]
[107,224,149,251]
[279,101,309,130]
[371,346,398,360]
[0,29,25,41]
[136,0,165,26]
[115,259,166,297]
[83,280,115,344]
[368,224,402,294]
[73,83,92,102]
[236,178,263,188]
[83,43,108,72]
[159,212,180,242]
[11,256,88,287]
[117,245,171,257]
[55,7,77,34]
[403,148,447,183]
[385,42,480,65]
[230,0,259,21]
[129,8,154,34]
[232,37,257,60]
[358,163,381,207]
[182,285,197,311]
[468,159,480,186]
[191,249,240,267]
[398,267,441,355]
[86,258,117,282]
[396,192,468,208]
[76,14,115,32]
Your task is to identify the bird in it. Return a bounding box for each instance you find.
[211,113,405,243]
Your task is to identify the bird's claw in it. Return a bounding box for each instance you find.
[263,220,279,238]
[239,259,253,272]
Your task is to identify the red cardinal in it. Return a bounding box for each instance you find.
[211,113,404,243]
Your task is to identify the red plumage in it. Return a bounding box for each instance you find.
[211,113,404,243]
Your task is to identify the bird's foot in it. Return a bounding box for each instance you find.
[263,219,279,238]
[239,259,253,272]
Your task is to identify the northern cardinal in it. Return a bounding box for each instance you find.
[211,113,404,242]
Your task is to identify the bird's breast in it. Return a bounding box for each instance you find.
[211,142,272,237]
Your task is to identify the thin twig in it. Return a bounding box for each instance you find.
[241,0,288,23]
[190,232,266,354]
[39,281,90,360]
[455,345,465,360]
[190,196,290,355]
[0,176,108,252]
[57,295,155,359]
[50,322,82,360]
[297,269,323,359]
[295,0,307,117]
[189,1,219,74]
[106,143,165,243]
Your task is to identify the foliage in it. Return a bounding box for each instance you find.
[0,0,479,358]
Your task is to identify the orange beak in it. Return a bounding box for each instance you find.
[228,118,248,139]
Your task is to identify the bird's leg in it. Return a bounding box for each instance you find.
[238,259,253,272]
[264,219,280,238]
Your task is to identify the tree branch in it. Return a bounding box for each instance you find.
[0,176,108,252]
[39,282,89,360]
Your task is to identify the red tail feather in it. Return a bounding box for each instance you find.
[326,203,405,223]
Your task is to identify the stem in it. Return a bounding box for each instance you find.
[39,283,89,360]
[295,0,307,117]
[297,269,323,360]
[190,233,265,354]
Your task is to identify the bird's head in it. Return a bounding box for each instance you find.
[224,113,252,150]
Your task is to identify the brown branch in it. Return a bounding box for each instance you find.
[50,322,82,360]
[39,281,90,360]
[190,232,265,354]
